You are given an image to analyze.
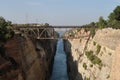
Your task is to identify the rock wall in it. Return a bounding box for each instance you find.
[0,31,58,80]
[110,42,120,80]
[64,28,120,80]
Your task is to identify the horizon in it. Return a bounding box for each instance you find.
[0,0,120,25]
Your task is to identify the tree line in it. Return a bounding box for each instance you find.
[0,6,120,41]
[88,6,120,29]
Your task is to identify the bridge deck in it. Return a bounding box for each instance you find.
[16,26,96,29]
[15,26,92,40]
[36,36,88,39]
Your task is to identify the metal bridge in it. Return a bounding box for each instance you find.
[15,26,92,39]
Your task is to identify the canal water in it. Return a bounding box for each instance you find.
[50,33,68,80]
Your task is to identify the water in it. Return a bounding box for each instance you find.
[51,33,68,80]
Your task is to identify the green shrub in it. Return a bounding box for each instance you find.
[90,64,93,67]
[90,28,96,38]
[108,53,112,56]
[83,63,87,70]
[96,44,101,55]
[85,50,94,61]
[93,41,96,46]
[85,50,102,66]
[79,39,82,42]
[94,56,102,65]
[106,75,110,79]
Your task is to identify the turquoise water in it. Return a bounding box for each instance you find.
[50,33,68,80]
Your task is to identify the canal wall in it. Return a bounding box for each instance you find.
[0,29,58,80]
[64,28,120,80]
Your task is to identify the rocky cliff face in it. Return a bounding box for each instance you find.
[64,28,120,80]
[0,30,58,80]
[110,42,120,80]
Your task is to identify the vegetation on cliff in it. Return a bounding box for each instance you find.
[96,44,101,55]
[0,17,18,67]
[85,50,102,66]
[0,16,14,42]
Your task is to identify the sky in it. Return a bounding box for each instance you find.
[0,0,120,25]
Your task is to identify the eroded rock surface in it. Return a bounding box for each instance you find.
[0,30,58,80]
[64,28,120,80]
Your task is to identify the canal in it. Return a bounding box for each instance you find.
[50,33,68,80]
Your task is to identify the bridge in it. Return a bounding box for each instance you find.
[15,26,94,39]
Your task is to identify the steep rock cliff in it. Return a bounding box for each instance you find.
[64,28,120,80]
[0,30,58,80]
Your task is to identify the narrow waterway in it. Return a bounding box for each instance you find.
[51,33,68,80]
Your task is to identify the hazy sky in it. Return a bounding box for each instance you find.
[0,0,120,25]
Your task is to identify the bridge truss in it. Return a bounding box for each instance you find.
[15,26,93,39]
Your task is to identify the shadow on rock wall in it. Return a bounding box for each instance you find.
[63,40,83,80]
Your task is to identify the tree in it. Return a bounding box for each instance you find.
[98,16,107,28]
[108,13,115,22]
[0,16,14,42]
[108,6,120,21]
[0,17,17,67]
[89,22,95,26]
[108,6,120,29]
[7,20,12,26]
[113,6,120,21]
[0,17,7,27]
